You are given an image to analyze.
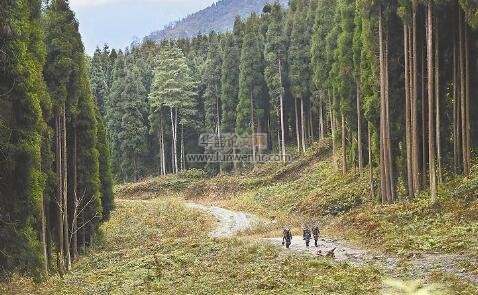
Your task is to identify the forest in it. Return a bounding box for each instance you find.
[1,0,478,287]
[1,0,113,279]
[96,0,477,202]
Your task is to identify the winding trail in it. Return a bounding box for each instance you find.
[187,202,478,284]
[186,203,258,238]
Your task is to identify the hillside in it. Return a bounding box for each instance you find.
[145,0,288,41]
[6,140,478,294]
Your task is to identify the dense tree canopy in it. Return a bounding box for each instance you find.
[1,0,113,278]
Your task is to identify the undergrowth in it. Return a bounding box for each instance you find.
[1,193,385,295]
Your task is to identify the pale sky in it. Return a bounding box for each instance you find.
[69,0,216,54]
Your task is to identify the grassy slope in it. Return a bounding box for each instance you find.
[3,139,477,294]
[110,139,478,292]
[178,139,477,292]
[185,140,478,259]
[1,192,383,294]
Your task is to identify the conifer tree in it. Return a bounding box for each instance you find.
[311,0,337,143]
[44,0,85,272]
[75,59,101,250]
[149,43,197,174]
[0,0,50,278]
[44,0,105,266]
[335,0,356,174]
[221,33,241,135]
[95,109,114,221]
[106,52,126,178]
[204,33,223,135]
[119,65,148,181]
[220,33,241,172]
[89,48,109,116]
[288,0,311,154]
[264,3,287,161]
[236,15,267,161]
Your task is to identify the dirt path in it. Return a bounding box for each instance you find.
[188,202,478,284]
[186,203,258,238]
[187,202,382,264]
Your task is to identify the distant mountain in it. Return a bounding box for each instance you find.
[145,0,289,42]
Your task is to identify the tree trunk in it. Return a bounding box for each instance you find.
[459,8,467,176]
[464,19,471,176]
[170,107,177,174]
[251,90,256,165]
[80,211,86,254]
[295,98,300,152]
[453,25,459,173]
[378,6,393,203]
[319,96,324,140]
[280,94,286,162]
[174,109,179,173]
[231,146,237,173]
[411,7,420,193]
[309,106,314,141]
[181,124,185,171]
[421,42,427,187]
[385,27,394,202]
[453,11,461,173]
[404,23,414,198]
[62,109,71,271]
[427,3,437,203]
[300,97,306,153]
[356,83,363,174]
[55,114,65,276]
[329,93,337,170]
[368,124,375,200]
[46,203,53,270]
[71,126,78,260]
[278,59,286,162]
[41,195,48,275]
[434,15,442,183]
[160,112,166,175]
[341,112,347,174]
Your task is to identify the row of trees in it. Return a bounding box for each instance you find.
[93,0,477,205]
[0,0,113,279]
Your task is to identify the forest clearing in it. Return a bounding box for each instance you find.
[3,142,477,294]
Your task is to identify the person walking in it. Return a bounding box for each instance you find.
[282,228,292,249]
[303,226,311,247]
[312,225,320,247]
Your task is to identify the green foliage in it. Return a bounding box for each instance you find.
[311,0,337,91]
[236,15,267,136]
[335,0,357,115]
[203,32,223,133]
[43,0,83,116]
[95,109,114,220]
[459,0,478,28]
[0,0,49,279]
[358,9,379,127]
[89,48,110,116]
[288,0,312,100]
[76,56,102,239]
[149,43,197,128]
[220,33,241,133]
[106,52,126,178]
[118,65,148,180]
[264,3,286,120]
